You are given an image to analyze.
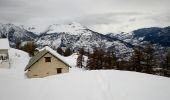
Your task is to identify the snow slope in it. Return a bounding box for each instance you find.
[0,48,30,79]
[0,70,170,100]
[0,48,170,100]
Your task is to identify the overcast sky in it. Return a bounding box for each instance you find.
[0,0,170,33]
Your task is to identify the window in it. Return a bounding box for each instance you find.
[45,57,51,62]
[57,68,62,74]
[33,75,38,77]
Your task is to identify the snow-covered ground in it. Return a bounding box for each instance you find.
[0,48,170,100]
[0,48,30,79]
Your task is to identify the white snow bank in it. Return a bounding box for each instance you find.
[0,48,170,100]
[0,70,170,100]
[0,48,30,79]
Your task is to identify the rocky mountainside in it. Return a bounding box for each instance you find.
[0,23,37,47]
[107,26,170,47]
[36,22,133,57]
[132,27,170,46]
[1,22,169,59]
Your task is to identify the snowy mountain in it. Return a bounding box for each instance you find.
[106,26,170,62]
[132,26,170,46]
[107,26,170,47]
[36,22,133,57]
[0,23,37,47]
[0,48,170,100]
[45,22,87,35]
[20,25,41,35]
[1,22,169,58]
[107,32,133,43]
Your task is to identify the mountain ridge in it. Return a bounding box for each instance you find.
[36,22,133,58]
[0,23,38,47]
[0,22,169,58]
[107,26,170,47]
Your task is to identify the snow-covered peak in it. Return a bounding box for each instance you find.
[0,23,19,30]
[19,25,42,34]
[0,23,37,47]
[69,22,84,27]
[45,22,87,35]
[0,23,27,37]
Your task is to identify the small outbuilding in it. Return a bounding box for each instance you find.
[25,46,71,78]
[0,38,10,68]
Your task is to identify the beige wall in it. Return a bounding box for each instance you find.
[0,49,9,68]
[0,49,8,54]
[26,53,69,78]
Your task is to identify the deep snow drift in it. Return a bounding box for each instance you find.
[0,48,170,100]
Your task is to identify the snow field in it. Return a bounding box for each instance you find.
[0,48,170,100]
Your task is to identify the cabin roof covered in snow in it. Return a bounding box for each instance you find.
[25,46,71,71]
[0,38,10,49]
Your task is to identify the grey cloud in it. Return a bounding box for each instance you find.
[73,11,170,33]
[0,0,23,7]
[75,12,143,26]
[0,0,169,33]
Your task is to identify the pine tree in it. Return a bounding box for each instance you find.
[103,51,111,69]
[1,34,6,38]
[77,54,84,68]
[64,48,72,56]
[86,53,94,70]
[164,51,170,70]
[87,48,90,56]
[86,49,93,70]
[103,51,117,69]
[79,48,85,55]
[77,48,85,68]
[111,50,117,69]
[16,41,21,49]
[57,47,63,55]
[143,43,155,73]
[86,48,99,70]
[91,48,99,69]
[22,41,37,56]
[130,46,143,72]
[97,49,104,69]
[86,48,118,70]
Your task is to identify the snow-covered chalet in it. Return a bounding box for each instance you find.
[25,46,71,78]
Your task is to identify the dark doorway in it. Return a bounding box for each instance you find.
[57,68,62,73]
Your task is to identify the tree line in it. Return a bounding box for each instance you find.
[16,41,73,57]
[77,43,170,77]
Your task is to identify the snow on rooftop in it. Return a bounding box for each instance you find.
[0,38,10,49]
[41,46,72,67]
